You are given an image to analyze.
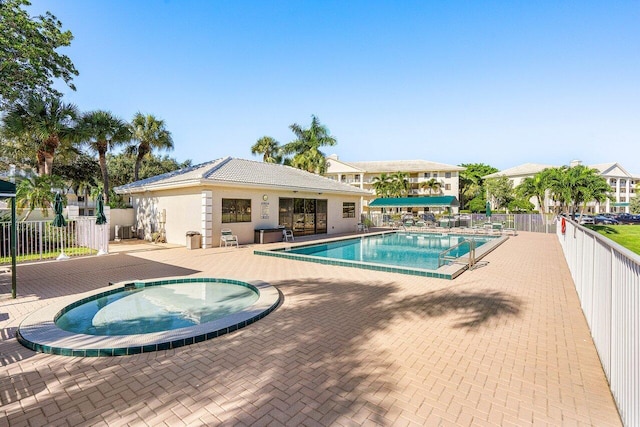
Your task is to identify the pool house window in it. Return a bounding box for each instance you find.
[343,202,356,218]
[222,198,251,223]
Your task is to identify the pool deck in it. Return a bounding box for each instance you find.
[0,231,622,425]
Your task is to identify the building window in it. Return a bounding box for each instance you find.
[424,172,430,178]
[343,202,356,218]
[355,174,360,182]
[433,172,438,178]
[445,172,451,178]
[222,198,251,223]
[77,196,85,202]
[445,184,451,190]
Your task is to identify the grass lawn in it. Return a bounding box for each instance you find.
[0,247,97,264]
[586,225,640,255]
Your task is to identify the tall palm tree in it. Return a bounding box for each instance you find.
[78,110,131,202]
[1,95,79,175]
[128,113,174,181]
[251,136,282,163]
[420,178,442,195]
[282,115,336,174]
[390,171,410,197]
[372,173,393,198]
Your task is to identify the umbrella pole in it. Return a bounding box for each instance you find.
[97,224,108,256]
[57,225,69,260]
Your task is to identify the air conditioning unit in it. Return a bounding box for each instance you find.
[115,225,133,240]
[121,225,132,239]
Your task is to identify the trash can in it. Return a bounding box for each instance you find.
[186,231,201,249]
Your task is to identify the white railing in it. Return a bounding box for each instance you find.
[365,213,557,233]
[557,219,639,426]
[0,218,109,265]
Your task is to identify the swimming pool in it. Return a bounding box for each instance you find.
[17,277,280,357]
[255,231,506,279]
[56,280,260,336]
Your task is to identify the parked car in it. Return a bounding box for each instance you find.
[579,215,595,225]
[615,213,640,224]
[594,215,619,225]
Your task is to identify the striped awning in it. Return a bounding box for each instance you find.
[368,196,459,208]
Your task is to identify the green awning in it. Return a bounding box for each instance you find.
[612,202,630,207]
[0,179,16,197]
[369,196,459,208]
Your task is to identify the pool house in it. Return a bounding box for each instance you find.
[114,157,369,247]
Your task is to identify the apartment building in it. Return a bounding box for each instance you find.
[484,160,638,214]
[324,155,464,214]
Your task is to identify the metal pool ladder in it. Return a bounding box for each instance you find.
[438,238,476,268]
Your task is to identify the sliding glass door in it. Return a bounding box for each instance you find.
[280,198,327,236]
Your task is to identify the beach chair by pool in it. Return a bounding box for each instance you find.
[356,222,369,233]
[220,229,239,247]
[283,228,294,241]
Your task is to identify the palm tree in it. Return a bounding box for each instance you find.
[420,178,442,195]
[13,174,64,220]
[390,172,410,197]
[517,171,549,214]
[1,95,79,175]
[372,173,393,198]
[128,113,174,181]
[251,136,282,163]
[78,111,131,202]
[282,115,336,174]
[545,165,610,218]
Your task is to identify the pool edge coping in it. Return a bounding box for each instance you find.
[16,277,281,357]
[254,230,509,279]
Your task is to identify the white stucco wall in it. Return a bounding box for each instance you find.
[130,185,363,247]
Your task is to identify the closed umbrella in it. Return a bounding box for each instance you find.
[52,193,66,227]
[52,193,69,260]
[485,201,492,221]
[95,194,108,255]
[95,194,107,225]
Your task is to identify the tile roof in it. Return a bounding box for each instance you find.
[114,157,369,195]
[483,163,555,178]
[344,160,465,173]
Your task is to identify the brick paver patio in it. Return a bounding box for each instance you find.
[0,232,621,426]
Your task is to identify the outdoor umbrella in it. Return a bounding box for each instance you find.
[95,194,107,225]
[95,194,108,255]
[52,193,69,260]
[485,201,492,221]
[52,193,66,227]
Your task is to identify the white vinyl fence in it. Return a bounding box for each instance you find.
[366,213,557,233]
[557,219,639,426]
[0,218,109,265]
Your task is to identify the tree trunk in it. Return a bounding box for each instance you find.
[98,148,110,203]
[43,152,55,176]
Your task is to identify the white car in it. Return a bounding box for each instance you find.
[579,215,595,225]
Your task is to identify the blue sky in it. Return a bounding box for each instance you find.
[30,1,640,172]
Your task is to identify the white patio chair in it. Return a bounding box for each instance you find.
[220,229,239,247]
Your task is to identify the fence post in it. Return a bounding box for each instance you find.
[38,221,43,260]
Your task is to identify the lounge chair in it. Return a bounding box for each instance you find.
[220,229,239,247]
[356,223,369,232]
[283,228,294,241]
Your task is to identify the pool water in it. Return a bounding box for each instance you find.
[56,281,259,336]
[286,232,494,271]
